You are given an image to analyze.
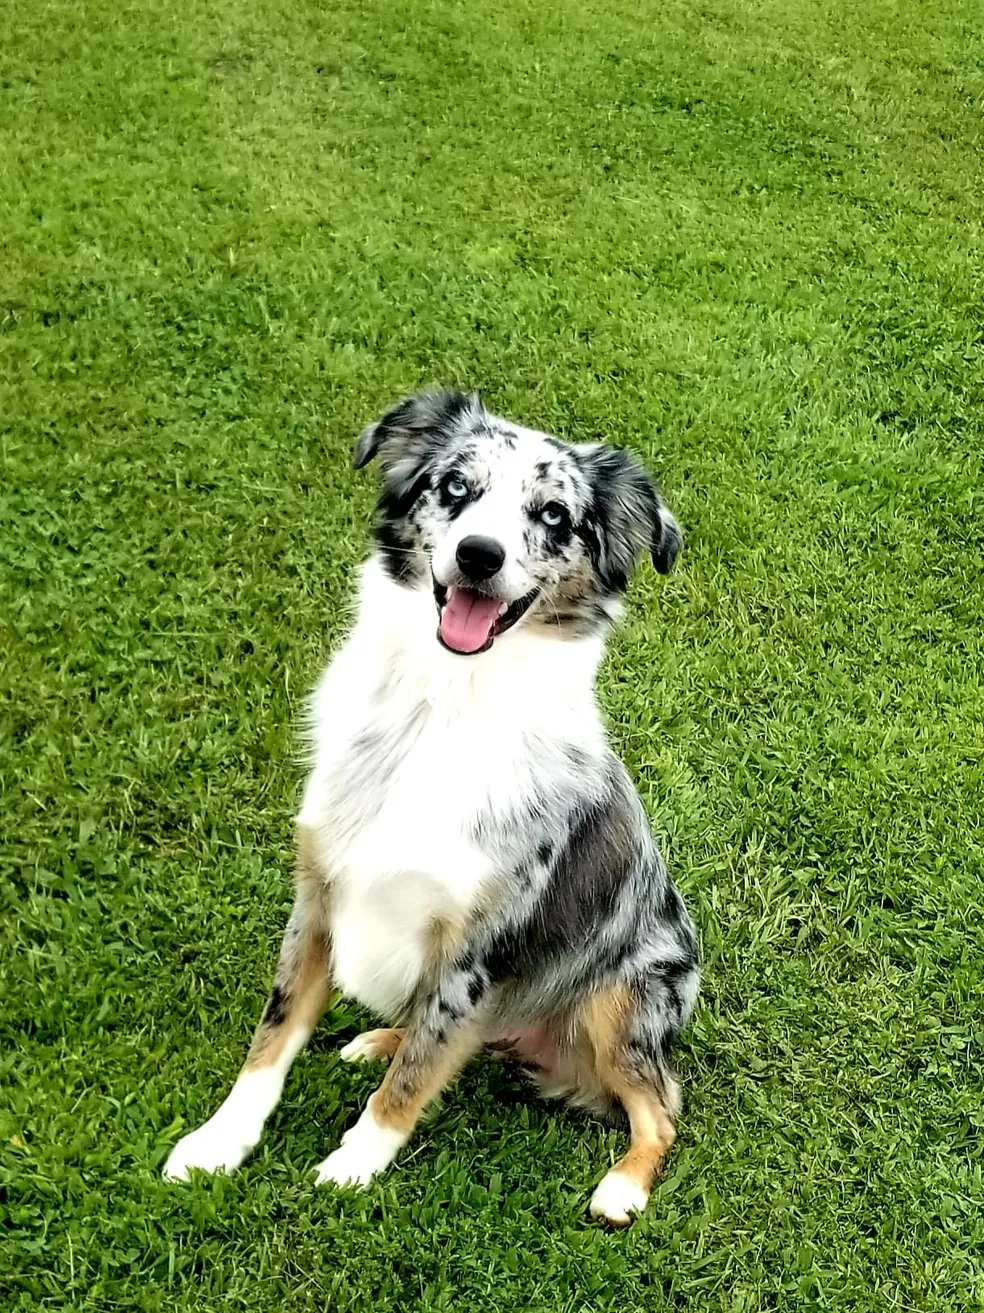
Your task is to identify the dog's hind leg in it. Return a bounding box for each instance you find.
[588,1077,677,1226]
[581,968,695,1226]
[315,953,487,1188]
[339,1028,406,1063]
[164,827,333,1180]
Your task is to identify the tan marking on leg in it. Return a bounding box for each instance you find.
[580,986,632,1066]
[423,915,466,975]
[578,986,678,1223]
[245,824,333,1071]
[360,1027,405,1060]
[533,986,632,1111]
[245,934,332,1070]
[340,1027,406,1062]
[588,1077,675,1226]
[611,1082,676,1191]
[295,822,329,888]
[370,1022,483,1137]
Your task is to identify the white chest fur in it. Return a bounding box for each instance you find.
[296,560,606,1019]
[316,710,504,1018]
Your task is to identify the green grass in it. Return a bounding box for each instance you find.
[2,0,984,1307]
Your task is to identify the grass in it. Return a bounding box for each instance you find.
[2,0,984,1307]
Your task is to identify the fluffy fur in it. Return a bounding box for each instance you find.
[164,391,699,1225]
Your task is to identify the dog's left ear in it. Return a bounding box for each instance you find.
[579,445,682,589]
[651,496,683,576]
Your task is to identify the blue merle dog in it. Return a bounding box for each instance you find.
[164,390,699,1225]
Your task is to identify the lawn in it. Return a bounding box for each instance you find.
[2,0,983,1307]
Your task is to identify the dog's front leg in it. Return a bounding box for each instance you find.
[315,963,487,1188]
[164,830,332,1180]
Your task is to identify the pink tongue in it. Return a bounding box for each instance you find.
[440,588,501,654]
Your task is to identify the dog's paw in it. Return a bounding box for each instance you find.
[339,1028,402,1064]
[163,1119,256,1181]
[314,1109,406,1189]
[588,1171,649,1227]
[314,1142,380,1188]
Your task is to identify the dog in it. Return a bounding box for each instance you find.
[164,390,699,1225]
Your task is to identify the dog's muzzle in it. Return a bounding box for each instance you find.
[433,580,539,655]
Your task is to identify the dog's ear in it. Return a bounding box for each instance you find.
[651,497,683,576]
[354,390,483,472]
[579,445,682,589]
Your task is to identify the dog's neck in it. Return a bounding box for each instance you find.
[350,556,609,715]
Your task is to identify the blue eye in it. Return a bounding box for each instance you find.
[445,476,469,500]
[539,503,567,529]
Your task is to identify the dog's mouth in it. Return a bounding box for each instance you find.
[433,581,539,655]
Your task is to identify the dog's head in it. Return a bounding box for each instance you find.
[355,390,681,655]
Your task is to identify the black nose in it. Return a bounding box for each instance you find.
[455,535,506,582]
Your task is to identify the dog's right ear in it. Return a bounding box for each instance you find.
[353,390,483,470]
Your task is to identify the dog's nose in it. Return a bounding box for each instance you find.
[455,535,506,582]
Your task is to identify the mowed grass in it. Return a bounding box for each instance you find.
[2,0,984,1307]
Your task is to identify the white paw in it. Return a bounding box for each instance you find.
[588,1171,649,1226]
[339,1031,394,1064]
[164,1066,286,1181]
[314,1109,406,1189]
[314,1142,380,1188]
[163,1118,257,1180]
